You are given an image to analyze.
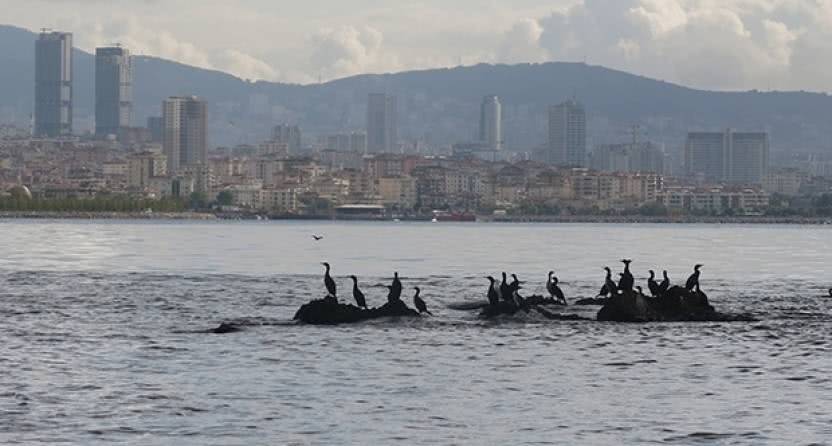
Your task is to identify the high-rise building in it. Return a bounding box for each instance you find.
[479,95,502,151]
[685,129,769,184]
[366,93,397,153]
[163,96,207,175]
[34,31,73,137]
[591,142,666,174]
[271,124,302,153]
[147,116,163,143]
[95,46,132,138]
[548,100,586,167]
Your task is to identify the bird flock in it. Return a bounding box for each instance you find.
[319,260,706,316]
[596,260,704,299]
[321,263,432,315]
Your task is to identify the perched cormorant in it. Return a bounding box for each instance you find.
[390,272,403,301]
[550,276,567,305]
[499,272,512,302]
[413,287,432,315]
[546,271,557,298]
[510,274,523,290]
[618,259,634,291]
[349,275,367,309]
[322,262,337,299]
[647,270,660,297]
[658,270,670,295]
[600,267,618,297]
[635,286,645,297]
[829,288,832,298]
[486,276,500,306]
[686,264,703,292]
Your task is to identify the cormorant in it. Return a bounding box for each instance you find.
[390,272,402,301]
[486,276,500,306]
[499,272,512,302]
[618,259,634,291]
[349,275,367,309]
[635,286,645,297]
[601,267,618,297]
[413,287,432,315]
[829,288,832,298]
[322,262,337,299]
[312,235,323,241]
[510,274,523,290]
[546,271,557,298]
[647,270,660,297]
[686,264,703,292]
[658,270,670,295]
[550,276,567,305]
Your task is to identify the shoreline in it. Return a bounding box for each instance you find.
[0,211,830,225]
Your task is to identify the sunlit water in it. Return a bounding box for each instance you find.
[1,220,831,445]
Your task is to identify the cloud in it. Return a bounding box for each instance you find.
[497,18,549,63]
[495,0,829,91]
[308,25,398,79]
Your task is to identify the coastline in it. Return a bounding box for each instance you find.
[0,210,829,225]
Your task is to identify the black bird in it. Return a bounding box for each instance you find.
[828,288,832,298]
[312,235,324,241]
[349,275,367,309]
[658,270,670,295]
[647,270,660,297]
[546,271,557,298]
[499,272,511,302]
[486,276,500,306]
[413,287,432,315]
[686,264,703,292]
[550,275,567,305]
[618,259,634,291]
[635,286,646,297]
[322,262,337,299]
[390,272,402,302]
[600,266,617,297]
[510,274,523,289]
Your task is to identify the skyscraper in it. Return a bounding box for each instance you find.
[271,124,302,153]
[163,96,207,175]
[548,100,586,166]
[685,129,769,184]
[34,31,73,137]
[479,95,502,151]
[366,93,397,153]
[95,46,133,138]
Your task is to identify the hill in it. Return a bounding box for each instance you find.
[1,24,830,153]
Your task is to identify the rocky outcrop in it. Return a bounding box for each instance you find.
[596,286,755,322]
[574,297,609,306]
[293,297,420,325]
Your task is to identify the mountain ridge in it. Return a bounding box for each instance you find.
[1,23,830,153]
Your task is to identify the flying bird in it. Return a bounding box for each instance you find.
[312,235,324,241]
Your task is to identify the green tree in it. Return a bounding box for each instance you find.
[216,190,234,206]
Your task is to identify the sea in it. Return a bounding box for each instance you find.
[0,220,830,445]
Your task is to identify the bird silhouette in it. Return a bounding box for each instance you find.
[413,287,432,315]
[349,275,367,309]
[312,235,323,241]
[321,262,337,299]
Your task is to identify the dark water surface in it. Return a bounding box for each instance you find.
[1,220,831,445]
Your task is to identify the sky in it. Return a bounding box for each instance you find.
[2,0,831,92]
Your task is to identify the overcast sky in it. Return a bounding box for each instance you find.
[2,0,831,92]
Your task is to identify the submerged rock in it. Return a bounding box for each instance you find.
[596,286,755,322]
[293,297,420,325]
[574,297,609,306]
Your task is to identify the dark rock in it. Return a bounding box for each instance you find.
[597,286,756,322]
[524,295,567,306]
[533,306,592,321]
[574,297,609,306]
[293,297,420,325]
[211,322,242,334]
[447,300,490,311]
[479,300,528,318]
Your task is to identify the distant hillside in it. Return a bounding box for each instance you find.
[1,24,831,154]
